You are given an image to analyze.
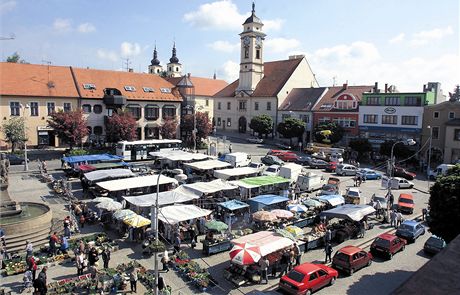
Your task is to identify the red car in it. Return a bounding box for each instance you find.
[398,193,415,214]
[279,263,338,295]
[268,149,295,156]
[370,233,406,259]
[331,246,373,275]
[325,162,338,172]
[393,166,416,180]
[277,153,299,162]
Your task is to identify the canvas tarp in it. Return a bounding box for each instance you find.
[96,174,178,192]
[158,204,212,224]
[231,231,294,257]
[248,195,289,205]
[183,179,238,195]
[150,150,210,162]
[230,175,291,189]
[213,167,259,180]
[317,194,345,207]
[122,188,199,207]
[183,159,231,171]
[320,204,376,221]
[218,200,250,211]
[84,168,135,183]
[62,153,123,164]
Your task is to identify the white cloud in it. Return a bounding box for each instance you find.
[208,40,239,53]
[53,18,71,32]
[389,33,405,44]
[183,0,283,32]
[220,60,239,82]
[311,41,380,66]
[0,0,16,14]
[120,42,141,57]
[410,26,454,46]
[97,49,118,62]
[77,22,96,33]
[265,38,301,53]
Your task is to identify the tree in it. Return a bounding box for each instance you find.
[249,114,273,138]
[428,164,460,242]
[105,111,137,143]
[6,52,27,63]
[181,112,212,147]
[448,85,460,102]
[277,117,305,145]
[47,110,88,149]
[379,140,413,159]
[1,117,27,153]
[313,121,344,144]
[349,138,372,159]
[161,117,178,139]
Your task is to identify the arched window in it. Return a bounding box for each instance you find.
[93,104,103,114]
[145,105,159,120]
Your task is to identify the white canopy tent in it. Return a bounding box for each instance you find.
[83,168,135,183]
[183,159,231,171]
[158,204,212,224]
[122,188,200,207]
[183,179,238,195]
[213,167,259,180]
[96,174,178,192]
[320,204,376,221]
[150,150,211,162]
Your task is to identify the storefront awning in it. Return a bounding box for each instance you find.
[183,179,238,195]
[122,188,199,207]
[320,204,376,221]
[96,174,178,192]
[158,204,212,224]
[218,200,250,211]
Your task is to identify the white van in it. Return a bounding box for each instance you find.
[329,153,344,163]
[224,152,251,168]
[336,164,358,176]
[279,163,303,183]
[429,164,454,179]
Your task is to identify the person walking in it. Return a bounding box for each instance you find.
[390,210,397,228]
[324,243,333,263]
[422,208,428,221]
[78,240,86,255]
[88,247,98,266]
[389,193,394,209]
[279,250,290,277]
[76,252,85,275]
[36,266,48,295]
[101,247,110,269]
[79,214,85,229]
[188,225,197,249]
[161,250,170,272]
[259,256,269,284]
[324,228,332,244]
[25,241,33,261]
[49,232,59,256]
[396,211,404,228]
[293,243,302,266]
[63,216,71,238]
[28,255,38,280]
[173,234,181,255]
[375,201,382,219]
[228,144,233,153]
[130,267,139,293]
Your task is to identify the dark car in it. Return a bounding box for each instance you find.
[261,155,284,166]
[6,154,29,165]
[296,155,312,165]
[396,220,425,243]
[279,263,338,295]
[325,162,338,172]
[393,166,416,180]
[331,246,373,275]
[309,159,329,169]
[370,233,406,259]
[424,235,446,255]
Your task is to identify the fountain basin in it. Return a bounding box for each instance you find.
[0,202,52,238]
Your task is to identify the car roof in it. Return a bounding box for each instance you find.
[378,233,397,241]
[347,187,360,192]
[295,263,321,274]
[401,220,419,226]
[338,245,363,255]
[399,193,413,199]
[268,164,280,168]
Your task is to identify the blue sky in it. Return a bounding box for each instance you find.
[1,0,459,94]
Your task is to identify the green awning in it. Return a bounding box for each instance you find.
[239,175,290,187]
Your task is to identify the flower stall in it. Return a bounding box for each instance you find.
[170,251,216,291]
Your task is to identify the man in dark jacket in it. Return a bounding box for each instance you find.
[35,266,48,295]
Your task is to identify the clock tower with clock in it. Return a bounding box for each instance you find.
[236,3,266,95]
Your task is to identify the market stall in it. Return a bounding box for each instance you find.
[217,200,250,231]
[319,204,376,222]
[202,220,233,255]
[122,187,200,208]
[83,168,135,196]
[213,167,260,181]
[183,159,232,182]
[317,194,345,208]
[230,175,291,199]
[170,251,216,291]
[286,203,318,228]
[247,195,289,212]
[62,154,124,176]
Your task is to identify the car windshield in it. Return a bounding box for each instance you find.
[267,167,277,172]
[286,270,305,283]
[348,191,359,196]
[399,198,414,204]
[399,224,413,231]
[323,185,335,191]
[373,237,390,248]
[334,252,350,262]
[249,163,258,168]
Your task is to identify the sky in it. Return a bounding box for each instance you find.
[1,0,459,94]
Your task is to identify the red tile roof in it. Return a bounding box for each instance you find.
[72,67,182,102]
[214,57,303,97]
[0,62,80,98]
[312,85,374,112]
[166,76,228,97]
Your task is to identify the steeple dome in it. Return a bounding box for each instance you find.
[169,42,179,63]
[243,2,262,25]
[150,45,160,66]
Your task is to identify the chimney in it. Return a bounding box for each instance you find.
[385,83,388,93]
[374,82,378,93]
[423,84,427,92]
[128,68,133,72]
[187,73,191,78]
[342,83,348,90]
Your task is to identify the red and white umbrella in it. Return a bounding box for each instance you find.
[229,242,262,265]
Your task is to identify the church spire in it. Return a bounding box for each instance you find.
[151,43,160,66]
[169,42,179,63]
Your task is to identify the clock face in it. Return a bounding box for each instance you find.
[243,36,250,46]
[256,36,262,46]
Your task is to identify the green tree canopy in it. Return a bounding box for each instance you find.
[277,117,305,145]
[313,121,344,144]
[161,117,178,139]
[379,140,413,159]
[349,138,372,157]
[181,112,212,147]
[428,164,460,242]
[6,52,27,63]
[249,114,273,138]
[105,111,137,143]
[1,117,27,152]
[47,110,88,149]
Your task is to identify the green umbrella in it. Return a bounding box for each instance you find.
[205,220,228,232]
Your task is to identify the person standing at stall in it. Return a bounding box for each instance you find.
[293,243,302,266]
[161,250,170,272]
[173,233,181,254]
[324,242,333,263]
[88,247,98,266]
[28,255,38,281]
[101,247,110,269]
[25,241,33,261]
[35,266,48,295]
[76,251,85,275]
[49,232,59,256]
[279,250,291,277]
[259,256,269,284]
[130,267,139,293]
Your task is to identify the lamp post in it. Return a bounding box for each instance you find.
[388,138,416,194]
[427,126,433,191]
[20,104,29,171]
[151,170,166,295]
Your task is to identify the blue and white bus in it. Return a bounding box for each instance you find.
[116,139,182,161]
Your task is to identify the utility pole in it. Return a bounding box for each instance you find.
[427,126,433,191]
[122,57,131,72]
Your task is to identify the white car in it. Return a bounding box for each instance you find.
[248,162,265,174]
[263,165,281,176]
[247,137,264,144]
[393,177,414,189]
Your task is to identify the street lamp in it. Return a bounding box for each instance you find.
[427,126,433,190]
[20,104,29,171]
[388,138,416,189]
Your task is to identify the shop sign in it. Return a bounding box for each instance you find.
[37,126,53,131]
[384,107,396,114]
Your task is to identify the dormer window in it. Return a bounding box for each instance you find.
[124,86,136,92]
[160,88,171,93]
[143,87,155,93]
[83,83,96,90]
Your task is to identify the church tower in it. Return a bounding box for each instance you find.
[236,2,266,95]
[166,43,182,77]
[148,45,163,75]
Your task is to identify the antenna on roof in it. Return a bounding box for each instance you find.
[332,76,337,87]
[41,60,52,88]
[122,57,131,72]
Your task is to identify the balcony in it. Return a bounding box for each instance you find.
[103,95,126,106]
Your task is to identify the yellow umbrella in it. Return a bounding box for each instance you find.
[123,214,151,228]
[285,226,304,237]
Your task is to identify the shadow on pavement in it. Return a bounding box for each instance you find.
[347,269,413,295]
